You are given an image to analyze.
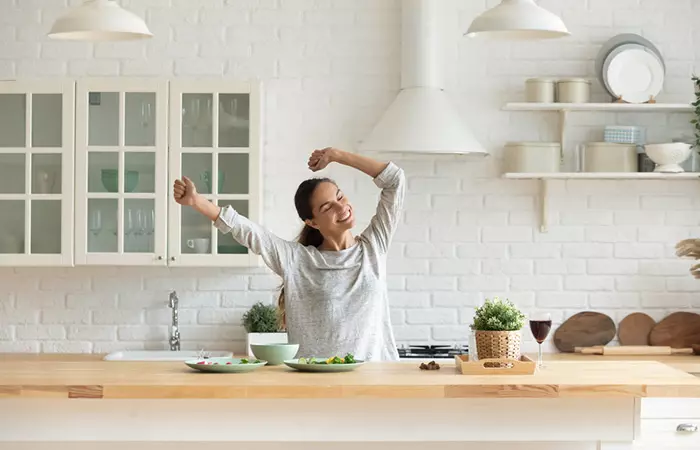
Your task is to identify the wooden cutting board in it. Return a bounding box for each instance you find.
[553,311,616,353]
[617,312,656,346]
[649,312,700,348]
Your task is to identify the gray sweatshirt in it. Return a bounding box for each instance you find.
[214,162,405,361]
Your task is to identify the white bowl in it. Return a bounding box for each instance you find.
[644,143,692,173]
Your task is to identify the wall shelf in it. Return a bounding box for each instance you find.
[502,172,700,233]
[503,102,693,112]
[504,172,700,180]
[502,102,697,233]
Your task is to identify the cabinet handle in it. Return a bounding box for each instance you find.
[171,257,176,261]
[157,256,163,260]
[676,423,698,433]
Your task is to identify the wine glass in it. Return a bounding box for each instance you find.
[529,312,552,369]
[89,208,102,236]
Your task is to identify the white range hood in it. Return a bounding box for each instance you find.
[359,0,487,156]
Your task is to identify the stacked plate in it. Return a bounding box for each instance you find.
[595,34,665,104]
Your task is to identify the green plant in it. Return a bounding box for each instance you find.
[242,302,282,333]
[471,297,525,331]
[691,74,700,149]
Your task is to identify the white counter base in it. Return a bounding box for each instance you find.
[0,398,638,449]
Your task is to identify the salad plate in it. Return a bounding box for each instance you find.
[184,357,267,373]
[284,354,364,373]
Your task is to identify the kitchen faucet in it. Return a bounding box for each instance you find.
[168,291,181,351]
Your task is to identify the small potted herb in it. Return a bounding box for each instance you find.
[242,302,287,356]
[471,297,526,361]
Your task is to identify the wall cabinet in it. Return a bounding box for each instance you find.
[168,80,262,267]
[0,80,75,267]
[0,78,262,267]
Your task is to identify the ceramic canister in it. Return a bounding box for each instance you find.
[504,142,561,173]
[580,142,637,172]
[525,78,556,103]
[557,78,591,103]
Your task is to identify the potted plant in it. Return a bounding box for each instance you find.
[471,297,526,361]
[688,74,700,170]
[242,302,287,356]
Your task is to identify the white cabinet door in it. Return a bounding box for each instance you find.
[0,79,74,266]
[75,78,168,266]
[168,79,262,267]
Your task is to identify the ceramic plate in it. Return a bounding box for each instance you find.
[184,357,267,373]
[606,48,664,103]
[283,358,365,373]
[602,43,648,99]
[595,33,665,99]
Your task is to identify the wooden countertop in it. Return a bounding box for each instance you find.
[4,352,700,373]
[1,356,700,400]
[541,353,700,374]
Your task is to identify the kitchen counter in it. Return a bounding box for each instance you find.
[1,357,699,399]
[2,354,699,448]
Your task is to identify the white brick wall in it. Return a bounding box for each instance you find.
[0,0,699,355]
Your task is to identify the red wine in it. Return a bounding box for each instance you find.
[530,320,552,344]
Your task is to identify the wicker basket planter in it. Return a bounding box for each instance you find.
[475,330,522,361]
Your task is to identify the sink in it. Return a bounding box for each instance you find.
[103,350,234,361]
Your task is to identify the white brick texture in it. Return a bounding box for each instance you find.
[1,0,699,353]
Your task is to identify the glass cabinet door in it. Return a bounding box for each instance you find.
[75,78,167,265]
[168,80,261,267]
[0,81,74,266]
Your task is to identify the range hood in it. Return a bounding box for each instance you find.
[359,0,487,156]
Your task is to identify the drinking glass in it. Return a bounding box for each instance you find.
[89,209,102,236]
[529,312,552,369]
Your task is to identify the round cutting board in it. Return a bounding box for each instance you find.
[649,312,700,348]
[617,312,656,346]
[553,311,616,353]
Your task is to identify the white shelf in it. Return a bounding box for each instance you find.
[503,102,693,112]
[504,172,700,180]
[504,172,700,234]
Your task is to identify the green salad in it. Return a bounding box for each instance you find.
[297,353,356,365]
[240,358,262,364]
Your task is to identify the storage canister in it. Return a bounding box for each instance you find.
[504,142,561,173]
[557,78,591,103]
[579,142,637,172]
[525,78,556,103]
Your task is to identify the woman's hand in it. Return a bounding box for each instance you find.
[308,147,340,172]
[173,176,198,206]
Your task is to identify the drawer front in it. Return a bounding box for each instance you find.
[642,398,700,418]
[638,418,700,449]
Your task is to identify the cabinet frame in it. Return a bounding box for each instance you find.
[167,79,263,267]
[74,77,170,266]
[0,79,75,267]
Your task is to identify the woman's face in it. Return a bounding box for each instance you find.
[306,181,355,236]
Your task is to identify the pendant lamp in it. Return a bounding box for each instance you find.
[48,0,153,41]
[465,0,569,40]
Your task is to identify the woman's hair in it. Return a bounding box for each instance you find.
[277,177,335,329]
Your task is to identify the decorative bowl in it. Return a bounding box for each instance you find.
[250,343,299,366]
[101,169,139,192]
[644,143,692,173]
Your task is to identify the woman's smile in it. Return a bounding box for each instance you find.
[338,207,352,223]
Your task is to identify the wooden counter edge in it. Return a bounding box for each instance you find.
[1,383,699,399]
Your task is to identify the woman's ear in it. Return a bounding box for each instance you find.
[304,218,320,230]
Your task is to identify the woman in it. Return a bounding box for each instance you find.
[173,147,405,361]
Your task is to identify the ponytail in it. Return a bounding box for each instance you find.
[277,224,325,330]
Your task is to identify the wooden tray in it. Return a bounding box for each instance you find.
[454,354,536,375]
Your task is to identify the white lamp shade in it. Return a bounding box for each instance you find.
[48,0,152,41]
[466,0,570,40]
